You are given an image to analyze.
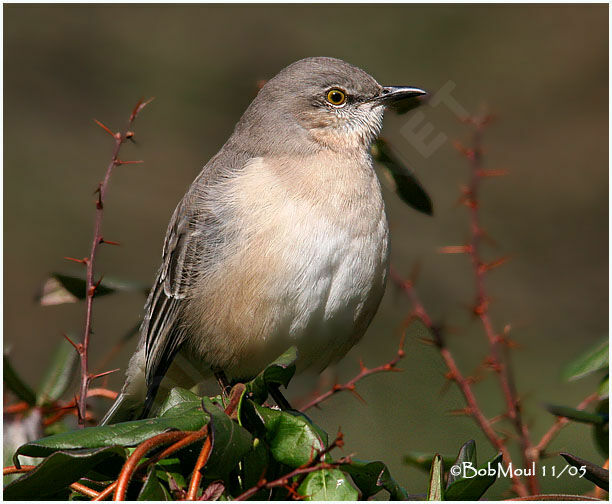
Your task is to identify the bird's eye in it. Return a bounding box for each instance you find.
[326,89,346,106]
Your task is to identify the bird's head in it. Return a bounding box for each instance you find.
[239,57,426,153]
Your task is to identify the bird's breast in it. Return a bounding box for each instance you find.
[187,154,389,377]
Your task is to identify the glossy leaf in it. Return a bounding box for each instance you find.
[445,452,502,501]
[297,468,358,500]
[156,387,203,417]
[241,400,326,468]
[447,440,476,487]
[545,404,607,425]
[560,452,608,491]
[563,340,608,382]
[427,454,444,500]
[15,409,207,459]
[4,446,126,500]
[245,346,297,404]
[138,466,171,500]
[3,354,36,405]
[342,459,409,500]
[201,397,253,480]
[36,338,79,406]
[371,138,433,216]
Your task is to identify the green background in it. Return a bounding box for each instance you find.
[4,4,608,498]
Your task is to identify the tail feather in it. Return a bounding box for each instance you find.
[99,392,142,426]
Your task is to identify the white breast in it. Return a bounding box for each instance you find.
[187,155,389,378]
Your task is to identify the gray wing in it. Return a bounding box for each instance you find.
[140,149,248,415]
[141,194,202,414]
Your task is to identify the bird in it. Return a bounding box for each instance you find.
[101,56,426,424]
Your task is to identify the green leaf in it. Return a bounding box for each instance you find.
[447,440,477,487]
[560,452,608,491]
[36,339,79,406]
[297,468,358,500]
[157,387,202,417]
[238,438,270,495]
[427,454,444,500]
[245,347,297,404]
[342,460,409,500]
[138,466,171,500]
[598,375,609,399]
[563,340,608,382]
[3,354,36,405]
[545,404,607,425]
[15,409,207,459]
[201,397,253,480]
[156,457,187,490]
[593,398,609,457]
[241,400,326,468]
[445,452,502,501]
[38,273,149,305]
[371,138,433,216]
[4,446,126,500]
[403,451,456,472]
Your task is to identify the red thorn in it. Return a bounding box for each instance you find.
[350,388,366,404]
[449,407,473,416]
[130,97,155,122]
[438,245,473,254]
[89,368,120,381]
[115,159,144,166]
[479,256,510,274]
[93,119,115,137]
[99,238,120,246]
[90,275,104,296]
[63,334,83,354]
[64,256,89,265]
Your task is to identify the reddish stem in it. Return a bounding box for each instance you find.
[300,335,405,412]
[75,99,152,426]
[462,118,538,494]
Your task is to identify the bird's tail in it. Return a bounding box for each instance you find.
[99,392,143,425]
[99,346,148,426]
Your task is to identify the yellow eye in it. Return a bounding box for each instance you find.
[326,89,346,106]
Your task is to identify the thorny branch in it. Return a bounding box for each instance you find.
[389,267,529,497]
[70,98,153,426]
[389,115,535,497]
[300,333,406,412]
[459,116,538,494]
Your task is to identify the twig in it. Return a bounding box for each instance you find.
[300,334,405,412]
[93,482,117,501]
[533,393,599,459]
[455,116,538,493]
[389,267,529,497]
[113,430,186,501]
[73,98,152,426]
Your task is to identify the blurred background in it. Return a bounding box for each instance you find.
[4,4,608,498]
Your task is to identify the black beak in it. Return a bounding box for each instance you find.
[374,86,427,103]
